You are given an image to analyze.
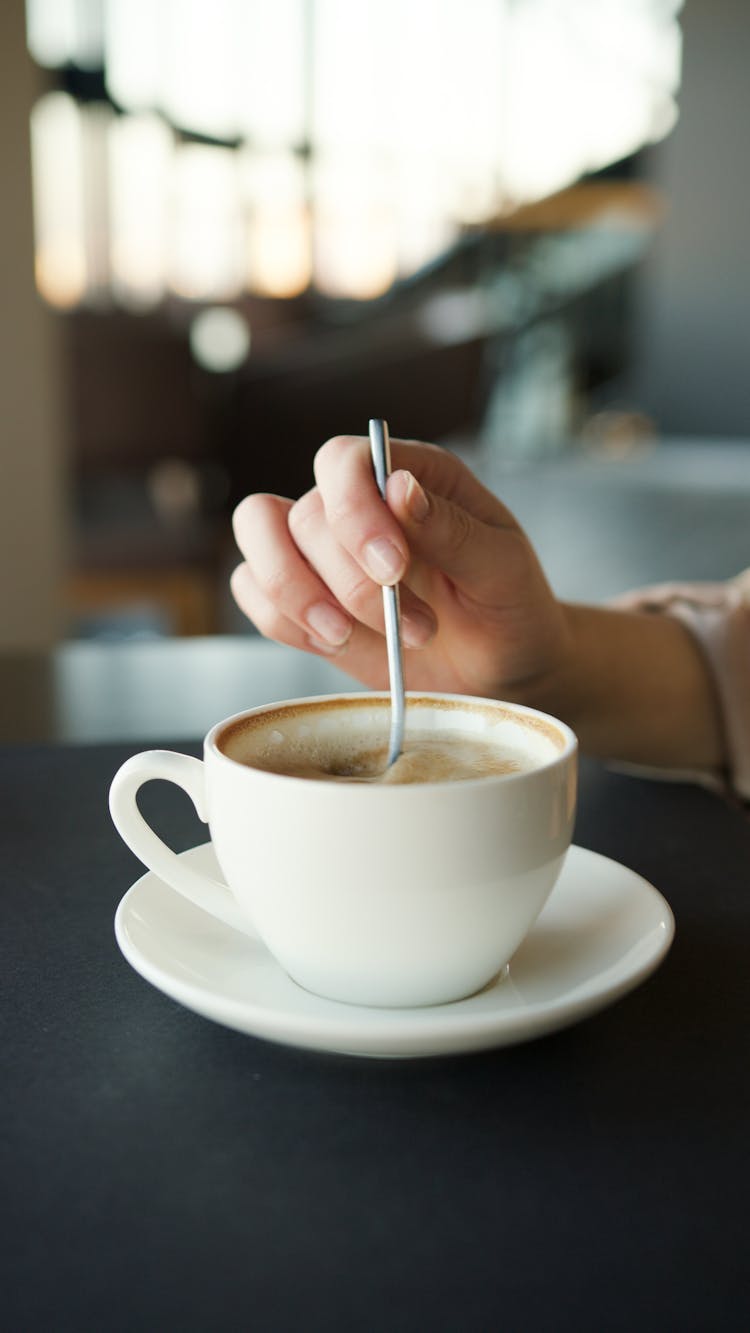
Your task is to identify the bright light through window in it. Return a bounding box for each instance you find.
[26,0,104,71]
[26,0,683,307]
[169,145,245,301]
[30,92,88,308]
[241,151,312,298]
[108,112,171,308]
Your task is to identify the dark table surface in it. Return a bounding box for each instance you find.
[3,439,750,1330]
[3,734,749,1332]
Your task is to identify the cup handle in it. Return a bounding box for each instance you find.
[109,750,250,935]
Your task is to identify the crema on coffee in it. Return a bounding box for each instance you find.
[217,694,565,787]
[243,731,535,784]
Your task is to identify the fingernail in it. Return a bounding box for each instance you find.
[404,472,430,522]
[306,602,352,647]
[363,538,406,585]
[401,608,436,648]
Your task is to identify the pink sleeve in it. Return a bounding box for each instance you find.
[611,571,750,801]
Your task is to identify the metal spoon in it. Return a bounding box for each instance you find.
[368,418,405,767]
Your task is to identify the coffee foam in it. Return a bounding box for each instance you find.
[216,696,564,785]
[243,731,532,784]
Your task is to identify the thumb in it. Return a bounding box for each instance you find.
[386,469,526,606]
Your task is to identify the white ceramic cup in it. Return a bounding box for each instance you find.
[109,692,577,1008]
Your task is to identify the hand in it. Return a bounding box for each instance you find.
[231,435,572,701]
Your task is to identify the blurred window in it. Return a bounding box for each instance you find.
[27,0,682,306]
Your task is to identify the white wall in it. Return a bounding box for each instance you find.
[0,0,67,649]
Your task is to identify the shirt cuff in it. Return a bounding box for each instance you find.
[609,570,750,802]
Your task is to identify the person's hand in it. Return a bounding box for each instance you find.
[231,435,572,699]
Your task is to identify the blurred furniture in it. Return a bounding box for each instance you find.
[63,311,232,637]
[67,568,220,638]
[0,636,355,743]
[476,437,750,601]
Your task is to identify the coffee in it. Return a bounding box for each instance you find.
[244,730,533,784]
[218,695,564,789]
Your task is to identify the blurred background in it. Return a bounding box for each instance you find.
[2,0,748,650]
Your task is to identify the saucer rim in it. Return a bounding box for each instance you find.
[114,843,675,1058]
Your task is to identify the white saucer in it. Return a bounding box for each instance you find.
[114,844,674,1059]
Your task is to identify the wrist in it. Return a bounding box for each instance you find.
[510,602,725,770]
[496,602,578,715]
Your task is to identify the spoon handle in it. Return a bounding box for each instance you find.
[368,418,405,766]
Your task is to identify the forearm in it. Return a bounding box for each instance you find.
[519,604,727,772]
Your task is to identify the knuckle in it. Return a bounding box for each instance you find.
[229,565,293,646]
[229,561,248,597]
[231,495,253,540]
[327,493,360,529]
[313,435,357,484]
[232,492,272,541]
[341,569,376,618]
[501,528,530,579]
[448,502,474,556]
[262,565,289,604]
[288,488,321,539]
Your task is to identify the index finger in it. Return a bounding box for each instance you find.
[313,435,410,587]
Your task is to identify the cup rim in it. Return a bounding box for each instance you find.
[205,691,577,787]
